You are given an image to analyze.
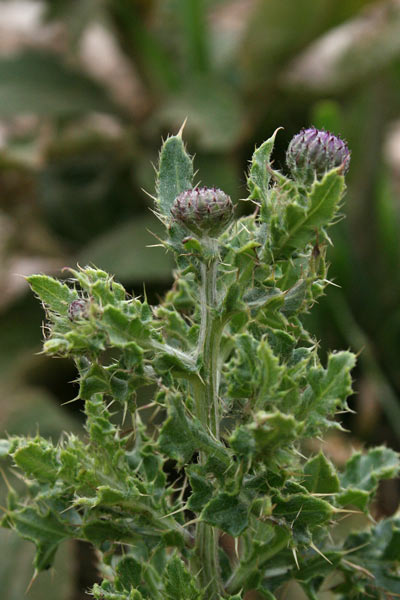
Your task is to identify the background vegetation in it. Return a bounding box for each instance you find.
[0,1,400,598]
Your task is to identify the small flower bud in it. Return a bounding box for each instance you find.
[68,299,88,321]
[286,127,350,185]
[171,187,233,238]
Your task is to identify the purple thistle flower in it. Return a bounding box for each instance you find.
[171,187,233,238]
[286,127,350,185]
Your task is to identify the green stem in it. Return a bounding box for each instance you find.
[199,257,221,439]
[225,526,290,595]
[193,242,224,599]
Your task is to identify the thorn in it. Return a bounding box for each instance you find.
[105,399,114,412]
[196,372,205,386]
[234,537,240,560]
[184,516,200,527]
[334,512,356,524]
[332,507,362,515]
[292,547,300,570]
[0,467,13,492]
[141,187,157,202]
[194,565,204,579]
[354,345,365,359]
[290,505,303,528]
[160,505,187,519]
[148,206,168,225]
[322,278,341,288]
[136,401,157,412]
[60,503,75,515]
[238,222,251,235]
[122,401,128,426]
[26,569,39,594]
[146,227,169,248]
[292,447,307,460]
[147,403,162,425]
[310,542,332,564]
[342,559,374,580]
[342,541,370,555]
[61,396,80,406]
[177,474,188,504]
[177,117,188,138]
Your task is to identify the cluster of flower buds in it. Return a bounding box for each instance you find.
[171,187,233,238]
[170,129,349,238]
[286,127,350,185]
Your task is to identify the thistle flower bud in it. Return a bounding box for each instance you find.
[286,127,350,185]
[68,299,88,321]
[171,187,233,238]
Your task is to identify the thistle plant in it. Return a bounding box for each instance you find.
[1,127,399,600]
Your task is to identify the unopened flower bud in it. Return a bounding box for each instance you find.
[68,299,88,321]
[171,187,233,238]
[286,127,350,185]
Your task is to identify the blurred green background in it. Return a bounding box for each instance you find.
[1,0,400,598]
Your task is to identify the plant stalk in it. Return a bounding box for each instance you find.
[225,526,290,595]
[193,241,224,598]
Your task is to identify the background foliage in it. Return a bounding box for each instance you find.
[0,0,400,598]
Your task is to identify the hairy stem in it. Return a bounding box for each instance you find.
[193,241,224,598]
[225,526,290,595]
[199,257,220,439]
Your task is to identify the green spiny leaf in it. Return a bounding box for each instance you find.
[303,452,340,494]
[254,338,284,410]
[83,519,140,546]
[249,411,301,462]
[187,467,214,512]
[336,488,370,511]
[274,169,345,257]
[158,393,229,466]
[272,492,333,527]
[247,128,281,204]
[115,556,142,591]
[157,133,193,217]
[295,551,342,583]
[201,492,249,537]
[13,441,59,483]
[299,350,356,433]
[92,582,143,599]
[340,446,400,493]
[80,363,110,400]
[27,275,78,315]
[165,555,202,600]
[7,506,72,571]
